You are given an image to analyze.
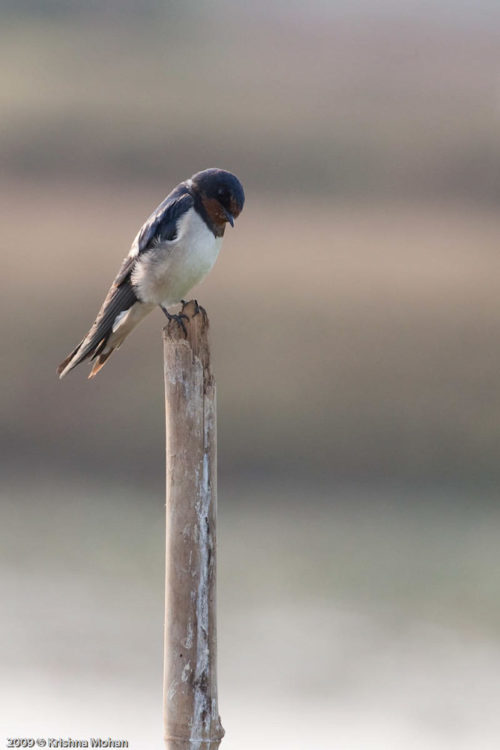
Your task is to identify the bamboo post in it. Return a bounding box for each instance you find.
[162,300,224,750]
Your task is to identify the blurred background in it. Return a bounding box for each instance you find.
[2,1,500,747]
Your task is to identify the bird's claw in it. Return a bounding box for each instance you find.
[172,313,189,337]
[161,307,189,336]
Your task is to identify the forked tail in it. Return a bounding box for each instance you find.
[57,281,139,379]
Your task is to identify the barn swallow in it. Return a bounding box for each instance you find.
[57,168,245,379]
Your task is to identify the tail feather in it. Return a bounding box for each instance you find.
[57,341,84,378]
[58,334,113,379]
[57,336,109,379]
[88,350,114,379]
[57,279,138,379]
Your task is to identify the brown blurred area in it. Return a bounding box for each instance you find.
[2,3,500,748]
[2,2,500,484]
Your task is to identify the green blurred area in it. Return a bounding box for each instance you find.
[2,478,500,748]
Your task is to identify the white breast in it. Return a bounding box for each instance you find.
[131,208,223,307]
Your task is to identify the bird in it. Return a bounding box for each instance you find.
[57,168,245,379]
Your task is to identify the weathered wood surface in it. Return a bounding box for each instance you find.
[163,301,224,750]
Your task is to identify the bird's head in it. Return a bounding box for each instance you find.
[190,168,245,230]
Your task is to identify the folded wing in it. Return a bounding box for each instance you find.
[57,264,138,378]
[57,184,194,378]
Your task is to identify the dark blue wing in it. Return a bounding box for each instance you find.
[113,185,194,288]
[134,186,194,254]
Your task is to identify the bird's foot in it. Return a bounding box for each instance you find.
[161,306,189,336]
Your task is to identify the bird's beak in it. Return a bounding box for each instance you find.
[223,208,234,227]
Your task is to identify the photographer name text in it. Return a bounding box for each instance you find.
[6,740,128,749]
